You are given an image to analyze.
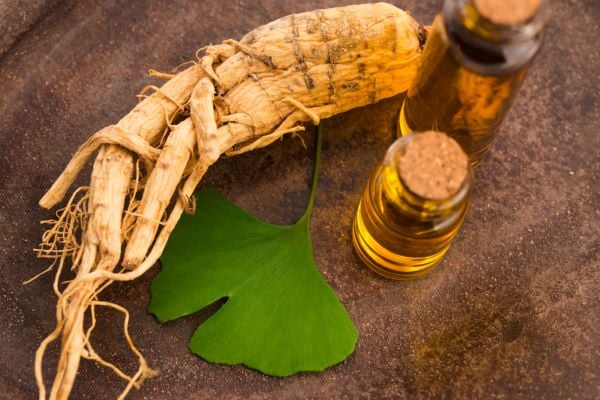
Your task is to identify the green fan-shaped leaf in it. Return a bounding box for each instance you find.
[149,128,357,376]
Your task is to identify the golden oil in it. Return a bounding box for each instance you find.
[352,131,472,280]
[399,0,548,167]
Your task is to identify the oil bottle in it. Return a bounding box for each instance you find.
[352,131,472,280]
[398,0,548,166]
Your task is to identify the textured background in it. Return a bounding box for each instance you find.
[0,0,598,399]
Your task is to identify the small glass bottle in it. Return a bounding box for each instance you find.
[398,0,548,166]
[352,131,472,280]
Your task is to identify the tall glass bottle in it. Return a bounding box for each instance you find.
[398,0,548,166]
[352,131,472,280]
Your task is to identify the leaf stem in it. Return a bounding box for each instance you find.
[303,124,323,219]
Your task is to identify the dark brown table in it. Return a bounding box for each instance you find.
[1,0,598,398]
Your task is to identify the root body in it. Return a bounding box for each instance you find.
[36,3,425,399]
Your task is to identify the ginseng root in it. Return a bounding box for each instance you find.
[35,3,426,399]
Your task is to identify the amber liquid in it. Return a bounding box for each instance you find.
[352,163,468,280]
[399,13,540,166]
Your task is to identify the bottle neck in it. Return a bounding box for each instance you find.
[377,138,472,221]
[442,0,548,75]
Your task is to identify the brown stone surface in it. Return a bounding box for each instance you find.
[0,0,60,57]
[0,0,598,399]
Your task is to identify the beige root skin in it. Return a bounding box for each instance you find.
[36,65,207,400]
[40,65,205,209]
[122,118,196,268]
[36,3,425,399]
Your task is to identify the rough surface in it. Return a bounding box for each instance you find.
[0,0,61,57]
[474,0,542,25]
[398,131,468,200]
[0,0,598,399]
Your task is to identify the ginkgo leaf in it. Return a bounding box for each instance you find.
[149,128,358,376]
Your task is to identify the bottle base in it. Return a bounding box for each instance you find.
[352,208,449,280]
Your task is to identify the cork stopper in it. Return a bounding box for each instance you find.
[473,0,542,25]
[398,131,468,201]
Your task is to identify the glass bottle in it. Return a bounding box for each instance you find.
[398,0,548,167]
[352,131,472,280]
